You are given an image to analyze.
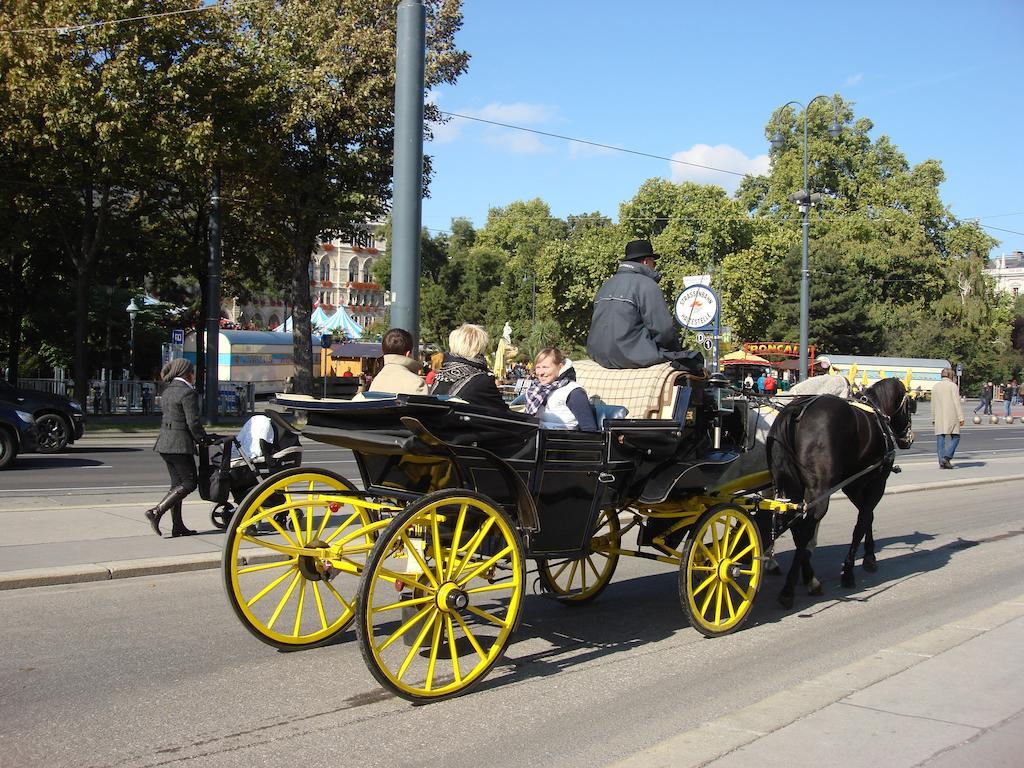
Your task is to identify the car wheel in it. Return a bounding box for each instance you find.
[35,414,70,453]
[0,428,16,469]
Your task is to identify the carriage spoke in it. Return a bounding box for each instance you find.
[245,567,296,608]
[379,603,434,653]
[425,613,444,691]
[713,582,723,625]
[446,614,462,684]
[697,540,716,566]
[567,560,580,590]
[456,544,512,587]
[375,566,436,595]
[323,510,364,544]
[292,578,306,636]
[466,604,509,629]
[453,612,487,660]
[400,532,440,589]
[312,581,328,631]
[722,579,736,619]
[586,556,602,581]
[266,571,301,630]
[445,504,468,580]
[550,559,571,581]
[466,580,516,594]
[238,557,297,575]
[720,522,731,560]
[731,542,755,561]
[692,571,717,598]
[451,518,496,581]
[397,609,439,681]
[430,511,445,583]
[321,578,353,613]
[374,593,436,613]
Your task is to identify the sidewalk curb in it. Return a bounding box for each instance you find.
[609,594,1024,768]
[3,473,1024,592]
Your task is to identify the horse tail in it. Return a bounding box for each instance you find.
[766,405,804,501]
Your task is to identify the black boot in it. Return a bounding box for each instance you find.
[170,500,198,537]
[144,486,188,536]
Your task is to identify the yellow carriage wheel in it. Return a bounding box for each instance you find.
[223,468,378,650]
[537,508,620,604]
[356,489,525,702]
[679,503,762,637]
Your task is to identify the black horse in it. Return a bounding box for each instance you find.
[766,378,915,608]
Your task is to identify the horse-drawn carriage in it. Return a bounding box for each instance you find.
[221,361,914,702]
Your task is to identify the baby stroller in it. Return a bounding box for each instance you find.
[199,414,303,530]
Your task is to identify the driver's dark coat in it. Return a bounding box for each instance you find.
[586,260,681,368]
[154,379,208,454]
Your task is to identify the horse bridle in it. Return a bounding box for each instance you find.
[861,389,914,451]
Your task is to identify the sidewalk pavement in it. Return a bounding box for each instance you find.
[613,595,1024,768]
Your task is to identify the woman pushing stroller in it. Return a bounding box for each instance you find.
[144,359,219,537]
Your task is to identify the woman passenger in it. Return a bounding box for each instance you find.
[429,323,508,410]
[524,348,597,431]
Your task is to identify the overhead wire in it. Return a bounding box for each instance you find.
[1,1,263,35]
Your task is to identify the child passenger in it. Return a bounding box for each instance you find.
[524,348,597,431]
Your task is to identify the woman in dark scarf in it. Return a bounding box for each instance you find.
[523,348,597,431]
[429,324,507,411]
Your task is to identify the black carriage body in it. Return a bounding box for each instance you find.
[280,394,700,558]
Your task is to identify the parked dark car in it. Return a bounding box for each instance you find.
[0,380,85,452]
[0,402,38,469]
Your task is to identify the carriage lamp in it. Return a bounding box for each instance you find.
[769,96,842,381]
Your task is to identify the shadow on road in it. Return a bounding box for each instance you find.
[12,456,107,470]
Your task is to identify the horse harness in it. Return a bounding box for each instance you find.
[771,393,907,519]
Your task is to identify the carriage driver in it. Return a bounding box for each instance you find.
[586,239,704,374]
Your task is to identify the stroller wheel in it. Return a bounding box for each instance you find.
[274,510,306,533]
[211,504,234,531]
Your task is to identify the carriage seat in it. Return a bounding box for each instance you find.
[574,360,694,421]
[230,414,302,470]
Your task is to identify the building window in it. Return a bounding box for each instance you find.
[348,258,358,283]
[361,260,372,282]
[320,259,330,282]
[1015,287,1019,297]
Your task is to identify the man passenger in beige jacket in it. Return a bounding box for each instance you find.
[932,367,965,469]
[366,328,428,396]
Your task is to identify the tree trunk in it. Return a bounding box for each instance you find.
[73,265,91,405]
[5,304,21,383]
[291,236,314,395]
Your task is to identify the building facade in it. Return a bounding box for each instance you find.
[985,251,1024,297]
[229,225,387,333]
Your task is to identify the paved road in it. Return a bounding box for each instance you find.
[2,480,1022,767]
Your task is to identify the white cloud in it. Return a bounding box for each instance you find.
[481,129,553,155]
[427,100,557,154]
[669,144,770,193]
[568,140,616,158]
[844,73,864,87]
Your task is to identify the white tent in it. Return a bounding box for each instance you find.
[272,316,293,332]
[319,306,364,338]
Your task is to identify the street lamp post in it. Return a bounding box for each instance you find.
[770,96,841,381]
[126,298,140,413]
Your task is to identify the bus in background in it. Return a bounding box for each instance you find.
[818,355,951,398]
[183,331,382,397]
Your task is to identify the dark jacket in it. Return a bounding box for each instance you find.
[154,379,209,454]
[586,261,696,370]
[429,354,508,411]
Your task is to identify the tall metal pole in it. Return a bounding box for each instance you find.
[389,0,426,351]
[798,111,810,382]
[206,166,222,424]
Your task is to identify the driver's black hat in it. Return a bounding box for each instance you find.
[624,239,659,261]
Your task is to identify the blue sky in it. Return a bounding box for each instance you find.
[421,0,1023,257]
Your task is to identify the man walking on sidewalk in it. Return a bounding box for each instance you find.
[933,367,965,469]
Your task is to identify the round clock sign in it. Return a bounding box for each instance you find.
[674,284,719,329]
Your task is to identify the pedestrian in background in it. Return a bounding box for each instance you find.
[144,359,215,537]
[932,367,965,469]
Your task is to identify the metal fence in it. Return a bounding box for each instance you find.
[16,378,256,417]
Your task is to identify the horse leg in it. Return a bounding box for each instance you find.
[862,510,877,572]
[802,518,824,595]
[779,515,816,609]
[842,486,883,587]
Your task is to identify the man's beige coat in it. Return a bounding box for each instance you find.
[931,378,964,435]
[367,354,428,396]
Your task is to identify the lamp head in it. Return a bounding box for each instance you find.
[770,131,786,151]
[126,299,139,321]
[828,120,841,139]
